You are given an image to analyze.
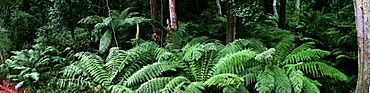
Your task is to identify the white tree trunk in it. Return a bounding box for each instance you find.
[354,0,370,92]
[169,0,177,30]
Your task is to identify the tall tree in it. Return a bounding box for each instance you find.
[150,0,161,44]
[168,0,177,30]
[354,0,370,92]
[278,0,286,29]
[226,12,236,44]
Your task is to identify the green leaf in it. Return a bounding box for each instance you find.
[24,72,40,81]
[99,30,112,54]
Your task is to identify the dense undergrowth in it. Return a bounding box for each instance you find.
[0,0,356,92]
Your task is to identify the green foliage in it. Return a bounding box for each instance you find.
[0,0,355,92]
[1,44,66,91]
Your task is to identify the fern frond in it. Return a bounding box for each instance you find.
[273,35,296,62]
[283,49,330,64]
[186,36,209,46]
[182,44,204,61]
[105,42,158,83]
[160,76,191,93]
[106,47,124,62]
[108,85,135,93]
[290,42,315,54]
[184,82,205,93]
[99,30,112,54]
[155,48,175,61]
[217,39,265,59]
[63,62,84,78]
[212,49,257,75]
[302,77,320,93]
[243,71,260,86]
[79,56,110,85]
[289,70,304,93]
[204,74,244,87]
[294,62,348,81]
[135,77,173,93]
[255,66,275,93]
[124,61,177,87]
[223,86,250,93]
[272,66,292,93]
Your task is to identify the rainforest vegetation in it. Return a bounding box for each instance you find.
[0,0,359,93]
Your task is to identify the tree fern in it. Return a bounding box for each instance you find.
[184,82,205,93]
[124,61,178,87]
[204,74,244,87]
[217,39,265,60]
[302,77,320,93]
[160,76,191,93]
[294,62,348,81]
[290,42,315,54]
[288,70,304,93]
[99,30,112,54]
[109,85,135,93]
[212,49,257,75]
[283,49,330,64]
[273,35,296,62]
[135,77,173,93]
[77,53,110,85]
[272,66,292,93]
[255,66,275,93]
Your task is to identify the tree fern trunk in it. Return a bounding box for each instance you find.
[169,0,177,30]
[354,0,370,92]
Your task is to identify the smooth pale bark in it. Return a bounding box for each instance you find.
[169,0,177,30]
[216,0,222,15]
[278,0,286,29]
[136,23,140,39]
[354,0,370,92]
[226,13,236,44]
[273,0,278,17]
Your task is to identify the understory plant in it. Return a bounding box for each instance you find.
[60,35,347,93]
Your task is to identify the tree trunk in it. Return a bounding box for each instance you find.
[0,50,3,63]
[169,0,177,30]
[278,0,286,29]
[273,0,278,17]
[354,0,370,92]
[150,0,161,44]
[226,13,236,44]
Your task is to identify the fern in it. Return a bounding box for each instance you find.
[204,74,244,87]
[212,49,257,75]
[109,85,135,93]
[160,76,191,93]
[135,77,173,93]
[217,39,265,59]
[184,82,205,93]
[99,30,112,54]
[289,70,304,93]
[124,61,177,87]
[302,77,320,93]
[255,66,275,93]
[283,49,330,64]
[294,62,348,81]
[77,53,110,85]
[223,86,250,93]
[290,42,316,54]
[273,35,296,62]
[271,66,292,93]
